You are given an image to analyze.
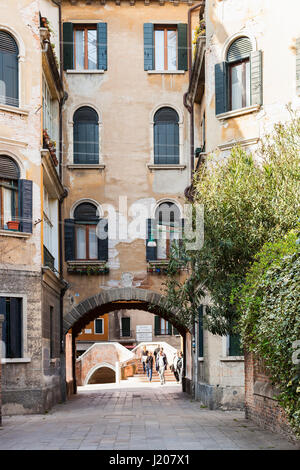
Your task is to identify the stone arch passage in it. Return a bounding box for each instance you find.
[64,287,187,336]
[87,365,116,385]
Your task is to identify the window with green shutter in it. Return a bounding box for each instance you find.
[215,36,262,115]
[228,333,243,356]
[73,106,99,164]
[144,23,187,72]
[0,297,22,358]
[63,22,107,71]
[0,30,19,107]
[198,305,204,357]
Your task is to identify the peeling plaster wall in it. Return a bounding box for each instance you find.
[62,2,191,314]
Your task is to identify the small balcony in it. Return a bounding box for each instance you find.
[43,245,55,271]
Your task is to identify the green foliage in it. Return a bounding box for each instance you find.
[163,112,300,336]
[192,113,299,334]
[239,232,300,435]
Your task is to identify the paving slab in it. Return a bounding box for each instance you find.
[0,381,298,450]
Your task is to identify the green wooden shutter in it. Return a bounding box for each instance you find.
[177,23,188,71]
[9,297,22,358]
[198,305,204,357]
[168,321,172,335]
[64,219,75,261]
[97,218,108,261]
[229,334,243,356]
[215,62,228,115]
[296,38,300,95]
[250,50,262,106]
[63,22,73,70]
[154,315,160,336]
[121,317,130,337]
[144,23,154,71]
[173,326,179,336]
[146,218,157,261]
[18,179,32,233]
[97,23,107,71]
[0,31,19,107]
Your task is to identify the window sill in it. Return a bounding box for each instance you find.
[147,260,186,274]
[1,358,31,364]
[220,356,244,362]
[0,229,31,238]
[198,357,204,362]
[67,164,105,170]
[147,164,186,171]
[147,70,186,75]
[216,105,261,120]
[0,104,29,116]
[66,69,105,74]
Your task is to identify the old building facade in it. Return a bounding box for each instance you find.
[186,0,300,419]
[0,0,67,414]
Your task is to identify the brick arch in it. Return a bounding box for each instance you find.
[64,287,187,336]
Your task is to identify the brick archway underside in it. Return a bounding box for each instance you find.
[64,287,187,336]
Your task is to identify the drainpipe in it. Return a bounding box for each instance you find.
[184,2,205,183]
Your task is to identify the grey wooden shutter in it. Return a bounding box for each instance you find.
[226,37,252,62]
[18,179,33,233]
[9,297,22,358]
[97,23,107,71]
[146,218,157,261]
[250,50,262,106]
[64,219,75,261]
[296,38,300,95]
[154,315,160,335]
[0,297,7,356]
[215,62,228,115]
[198,305,204,357]
[177,23,188,71]
[63,22,73,70]
[144,23,154,71]
[97,218,108,261]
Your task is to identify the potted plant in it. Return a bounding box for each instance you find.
[7,220,20,231]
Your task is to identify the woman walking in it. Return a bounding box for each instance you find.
[141,345,148,373]
[157,349,167,385]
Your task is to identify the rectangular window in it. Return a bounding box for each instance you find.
[95,318,104,334]
[229,59,250,111]
[228,334,243,356]
[75,225,98,260]
[1,297,22,358]
[121,317,131,337]
[0,179,18,229]
[154,26,177,71]
[74,25,97,70]
[155,317,171,335]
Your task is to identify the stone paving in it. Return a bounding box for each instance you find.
[0,382,298,450]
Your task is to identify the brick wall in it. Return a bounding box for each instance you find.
[245,351,297,442]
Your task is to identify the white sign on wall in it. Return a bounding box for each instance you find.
[136,325,152,342]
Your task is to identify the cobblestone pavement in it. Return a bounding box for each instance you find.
[0,382,298,450]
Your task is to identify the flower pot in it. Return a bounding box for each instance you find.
[7,221,20,231]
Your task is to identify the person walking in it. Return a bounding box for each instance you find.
[173,351,179,382]
[146,352,153,382]
[177,351,183,384]
[141,345,148,373]
[157,349,167,385]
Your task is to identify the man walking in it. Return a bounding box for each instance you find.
[146,352,153,382]
[157,349,167,385]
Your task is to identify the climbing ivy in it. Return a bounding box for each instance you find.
[238,230,300,436]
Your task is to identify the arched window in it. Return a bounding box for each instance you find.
[226,37,252,111]
[73,106,99,164]
[154,107,179,164]
[155,201,181,260]
[74,202,99,260]
[0,155,20,229]
[0,31,19,107]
